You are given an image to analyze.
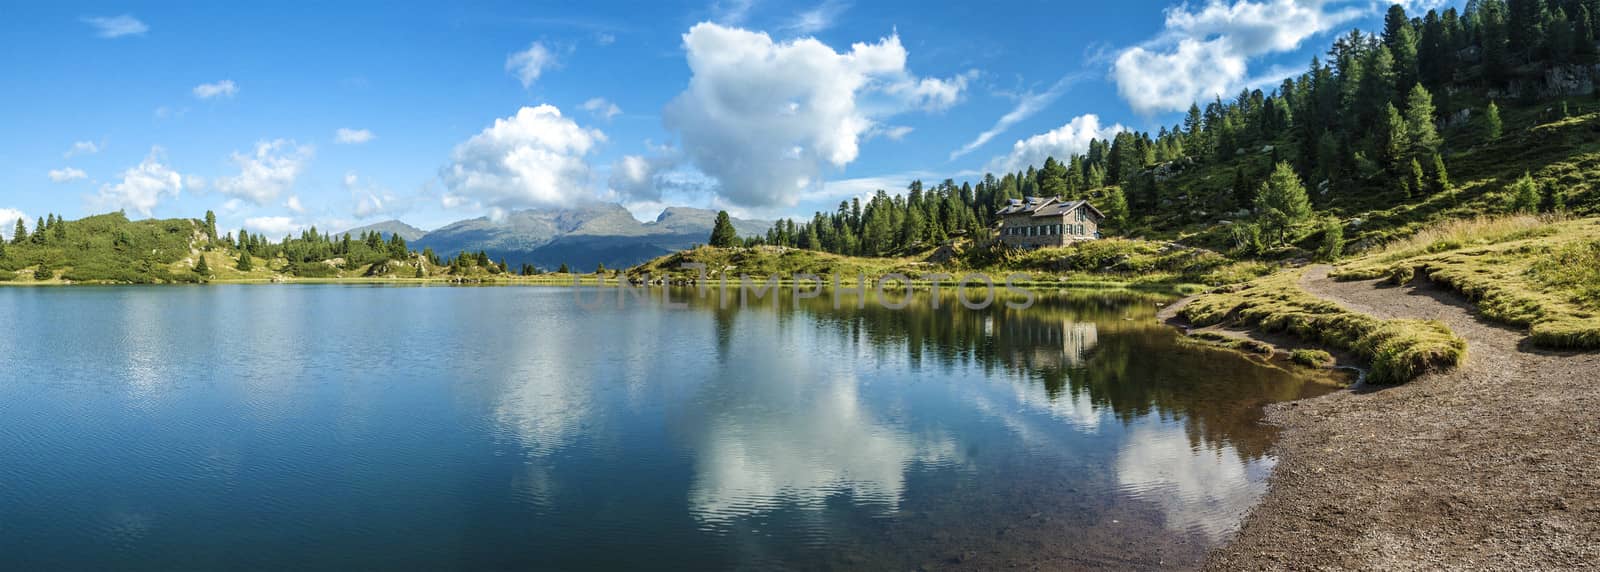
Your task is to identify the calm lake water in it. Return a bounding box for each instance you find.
[0,284,1342,570]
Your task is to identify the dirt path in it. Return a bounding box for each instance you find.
[1206,265,1600,570]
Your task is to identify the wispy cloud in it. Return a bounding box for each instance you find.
[64,140,101,158]
[193,80,238,100]
[82,14,147,38]
[949,73,1085,160]
[782,0,849,35]
[335,128,376,144]
[713,0,757,25]
[506,42,557,88]
[581,97,622,121]
[48,168,87,183]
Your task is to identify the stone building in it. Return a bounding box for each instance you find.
[995,197,1104,248]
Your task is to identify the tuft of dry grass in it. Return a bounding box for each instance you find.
[1370,215,1560,264]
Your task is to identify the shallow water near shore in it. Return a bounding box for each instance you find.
[0,285,1345,570]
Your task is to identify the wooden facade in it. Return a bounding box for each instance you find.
[994,197,1104,248]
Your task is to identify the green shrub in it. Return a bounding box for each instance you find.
[1290,348,1333,367]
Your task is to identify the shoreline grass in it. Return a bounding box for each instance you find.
[1180,270,1467,384]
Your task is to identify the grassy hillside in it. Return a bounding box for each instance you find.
[1,212,205,284]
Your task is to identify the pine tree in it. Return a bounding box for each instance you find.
[557,263,570,274]
[1254,162,1313,244]
[236,250,253,271]
[1404,84,1441,157]
[204,210,218,240]
[1381,103,1410,170]
[194,254,211,276]
[709,210,738,247]
[415,264,425,279]
[1431,152,1452,197]
[31,217,46,244]
[1510,172,1541,213]
[1101,185,1129,231]
[11,218,25,244]
[33,264,51,281]
[1319,218,1345,261]
[1485,101,1503,140]
[1410,158,1427,198]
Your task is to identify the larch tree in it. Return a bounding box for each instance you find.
[1254,162,1313,244]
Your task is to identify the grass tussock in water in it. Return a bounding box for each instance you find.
[1290,349,1333,368]
[1182,271,1466,384]
[1332,217,1600,350]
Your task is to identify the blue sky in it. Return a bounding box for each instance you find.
[0,0,1444,236]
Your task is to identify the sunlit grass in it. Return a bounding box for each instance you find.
[1181,270,1466,384]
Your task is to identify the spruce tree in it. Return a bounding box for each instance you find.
[236,250,253,271]
[709,211,738,247]
[11,218,25,244]
[32,217,46,244]
[195,254,211,276]
[33,264,51,281]
[205,210,218,240]
[557,263,570,274]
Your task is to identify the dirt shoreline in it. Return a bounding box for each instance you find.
[1199,265,1600,570]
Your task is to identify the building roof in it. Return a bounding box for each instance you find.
[995,196,1106,219]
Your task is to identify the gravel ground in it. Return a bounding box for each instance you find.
[1205,265,1600,571]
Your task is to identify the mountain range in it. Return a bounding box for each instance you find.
[341,204,769,271]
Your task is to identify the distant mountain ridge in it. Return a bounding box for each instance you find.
[340,204,768,271]
[339,220,427,242]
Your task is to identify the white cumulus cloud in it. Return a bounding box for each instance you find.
[506,42,557,88]
[215,140,313,204]
[989,114,1127,173]
[48,168,88,183]
[193,80,238,100]
[1112,0,1362,114]
[605,146,688,204]
[243,216,303,237]
[285,195,306,214]
[580,97,622,120]
[93,148,184,216]
[334,128,375,144]
[82,15,147,38]
[664,22,967,208]
[440,104,606,213]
